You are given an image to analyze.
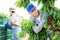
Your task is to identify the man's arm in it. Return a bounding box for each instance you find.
[29,16,45,33]
[32,19,45,33]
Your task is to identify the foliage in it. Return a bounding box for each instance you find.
[18,20,34,38]
[15,0,60,40]
[0,13,8,19]
[52,32,60,40]
[15,0,30,8]
[18,19,48,40]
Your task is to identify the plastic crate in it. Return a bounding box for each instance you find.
[0,36,7,40]
[0,18,8,25]
[0,27,7,40]
[0,19,4,25]
[0,27,13,40]
[7,29,13,40]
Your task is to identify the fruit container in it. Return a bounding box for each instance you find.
[0,26,7,40]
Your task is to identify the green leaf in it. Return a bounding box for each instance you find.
[15,0,22,7]
[18,31,26,38]
[52,19,56,28]
[0,13,8,19]
[32,0,37,2]
[38,0,41,5]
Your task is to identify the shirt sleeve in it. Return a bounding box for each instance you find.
[32,19,45,33]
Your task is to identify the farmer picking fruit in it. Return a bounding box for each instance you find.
[26,3,51,40]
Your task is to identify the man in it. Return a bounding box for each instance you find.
[5,8,22,40]
[26,3,49,40]
[5,8,15,30]
[27,3,47,34]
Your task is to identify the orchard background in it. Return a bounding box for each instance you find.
[15,0,60,40]
[0,0,60,40]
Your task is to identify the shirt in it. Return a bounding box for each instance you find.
[29,10,47,33]
[36,15,41,22]
[9,13,22,28]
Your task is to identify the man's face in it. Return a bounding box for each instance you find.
[29,8,38,17]
[9,8,15,15]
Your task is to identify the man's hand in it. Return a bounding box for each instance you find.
[9,22,13,26]
[40,19,45,25]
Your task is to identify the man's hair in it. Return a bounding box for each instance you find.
[9,8,15,10]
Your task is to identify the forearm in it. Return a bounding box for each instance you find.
[32,24,44,33]
[32,19,45,33]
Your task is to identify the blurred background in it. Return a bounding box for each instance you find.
[0,0,60,40]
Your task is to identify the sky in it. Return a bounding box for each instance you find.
[0,0,60,19]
